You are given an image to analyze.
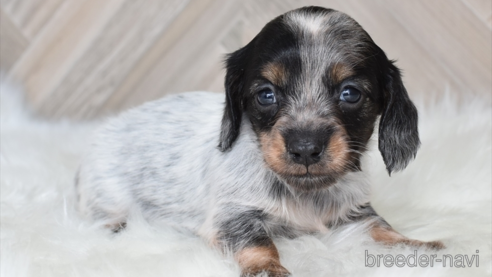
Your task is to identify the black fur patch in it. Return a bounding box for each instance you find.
[216,209,273,252]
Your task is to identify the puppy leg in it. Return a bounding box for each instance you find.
[215,209,290,277]
[351,204,444,250]
[370,224,444,250]
[236,244,289,277]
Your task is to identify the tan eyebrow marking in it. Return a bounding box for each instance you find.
[331,63,354,84]
[261,62,288,86]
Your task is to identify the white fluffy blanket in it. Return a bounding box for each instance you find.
[1,84,491,277]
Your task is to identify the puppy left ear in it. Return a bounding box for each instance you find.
[218,42,252,151]
[378,61,420,174]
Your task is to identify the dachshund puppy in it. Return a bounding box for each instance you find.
[77,6,443,276]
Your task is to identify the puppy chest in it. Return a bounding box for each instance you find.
[265,202,333,235]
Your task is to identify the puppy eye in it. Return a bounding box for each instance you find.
[340,87,361,103]
[257,89,277,105]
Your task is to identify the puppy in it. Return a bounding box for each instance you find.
[77,6,443,276]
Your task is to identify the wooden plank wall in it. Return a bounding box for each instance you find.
[1,0,491,120]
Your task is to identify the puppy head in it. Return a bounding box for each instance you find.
[219,7,419,191]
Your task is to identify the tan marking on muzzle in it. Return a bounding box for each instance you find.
[326,130,350,172]
[260,128,307,176]
[260,118,352,179]
[306,126,350,176]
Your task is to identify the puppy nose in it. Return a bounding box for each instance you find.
[287,139,324,166]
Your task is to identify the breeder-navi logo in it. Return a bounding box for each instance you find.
[365,250,480,268]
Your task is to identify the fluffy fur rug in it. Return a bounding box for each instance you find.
[1,84,491,277]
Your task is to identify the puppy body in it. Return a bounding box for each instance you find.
[78,7,443,276]
[77,92,370,239]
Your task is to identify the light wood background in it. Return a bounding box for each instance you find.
[1,0,491,120]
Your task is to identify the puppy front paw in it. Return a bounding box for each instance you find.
[371,225,445,250]
[422,240,445,250]
[237,246,290,277]
[241,263,290,277]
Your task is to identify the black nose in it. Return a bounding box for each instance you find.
[287,138,324,166]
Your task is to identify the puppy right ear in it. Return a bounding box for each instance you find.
[218,43,253,151]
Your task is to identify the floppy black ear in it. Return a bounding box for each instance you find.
[378,62,420,174]
[218,44,252,151]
